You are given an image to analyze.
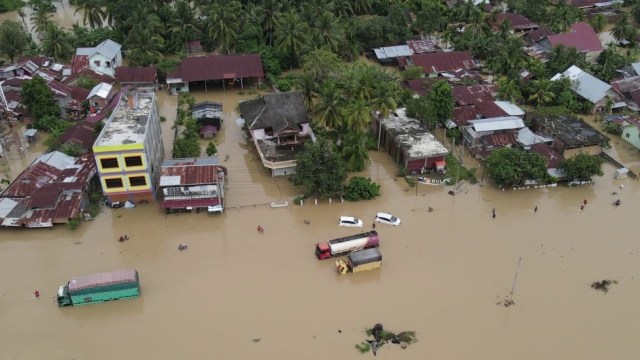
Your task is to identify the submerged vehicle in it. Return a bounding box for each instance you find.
[315,231,379,260]
[336,248,383,274]
[57,269,140,307]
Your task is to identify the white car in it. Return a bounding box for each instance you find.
[338,216,363,227]
[375,212,401,226]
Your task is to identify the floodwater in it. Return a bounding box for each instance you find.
[1,82,639,359]
[0,0,82,39]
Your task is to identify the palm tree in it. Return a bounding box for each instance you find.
[42,25,74,61]
[31,10,54,37]
[296,73,316,111]
[208,1,240,54]
[497,78,523,104]
[16,7,29,31]
[342,98,372,132]
[312,11,342,53]
[75,0,106,29]
[342,130,369,171]
[589,14,607,34]
[262,0,282,46]
[611,13,637,43]
[315,82,344,130]
[274,9,308,70]
[353,0,373,15]
[126,28,164,66]
[528,79,556,108]
[332,0,353,19]
[0,21,29,63]
[125,5,163,36]
[370,82,398,120]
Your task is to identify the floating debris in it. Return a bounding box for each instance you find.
[251,338,261,343]
[497,296,515,307]
[591,279,618,293]
[355,323,416,355]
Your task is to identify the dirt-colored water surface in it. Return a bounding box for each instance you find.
[1,85,639,359]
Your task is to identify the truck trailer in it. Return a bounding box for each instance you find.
[57,269,140,307]
[336,248,382,274]
[315,230,379,260]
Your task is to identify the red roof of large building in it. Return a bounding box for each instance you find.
[408,51,476,74]
[115,66,157,83]
[545,22,603,52]
[530,143,564,168]
[58,122,96,150]
[169,54,264,82]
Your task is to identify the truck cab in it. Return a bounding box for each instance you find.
[315,243,331,260]
[57,285,72,307]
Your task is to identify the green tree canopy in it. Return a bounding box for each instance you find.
[343,176,380,201]
[290,138,347,199]
[21,76,61,122]
[485,147,548,187]
[426,81,454,123]
[0,20,30,63]
[559,153,604,182]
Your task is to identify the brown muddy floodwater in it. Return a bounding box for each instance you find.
[1,86,640,360]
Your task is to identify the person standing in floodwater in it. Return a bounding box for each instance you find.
[492,208,496,219]
[534,205,538,213]
[583,199,588,205]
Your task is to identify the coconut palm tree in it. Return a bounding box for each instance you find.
[208,1,240,54]
[342,130,369,171]
[0,21,29,63]
[611,13,637,43]
[262,0,282,46]
[274,9,308,70]
[528,79,556,108]
[126,28,164,66]
[315,82,344,130]
[312,11,342,53]
[342,98,372,132]
[497,78,523,104]
[370,82,398,120]
[125,5,163,36]
[353,0,373,15]
[296,73,317,111]
[41,25,74,61]
[30,9,54,37]
[332,0,353,19]
[589,13,607,34]
[75,0,106,29]
[16,7,29,31]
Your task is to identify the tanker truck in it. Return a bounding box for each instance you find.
[315,230,379,260]
[336,248,383,274]
[57,269,140,307]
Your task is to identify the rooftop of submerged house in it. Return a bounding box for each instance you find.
[382,108,449,158]
[93,91,155,147]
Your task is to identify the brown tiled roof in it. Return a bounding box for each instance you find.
[409,51,476,74]
[115,66,157,83]
[170,54,264,82]
[546,22,603,52]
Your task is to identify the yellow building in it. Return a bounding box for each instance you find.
[92,89,164,203]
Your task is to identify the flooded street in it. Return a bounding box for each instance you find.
[0,83,639,359]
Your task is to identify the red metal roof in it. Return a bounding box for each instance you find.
[546,22,603,52]
[630,88,640,105]
[495,13,539,30]
[71,55,89,74]
[410,51,476,74]
[47,80,73,97]
[161,198,220,209]
[59,122,96,149]
[115,66,157,83]
[484,132,517,147]
[170,54,264,82]
[160,163,222,185]
[530,143,564,168]
[63,67,114,86]
[524,27,554,45]
[69,85,90,102]
[452,84,497,106]
[401,78,436,96]
[452,106,479,126]
[406,39,437,54]
[475,101,508,118]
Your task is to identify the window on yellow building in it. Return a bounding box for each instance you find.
[125,156,143,167]
[129,176,147,187]
[105,178,123,188]
[100,158,119,169]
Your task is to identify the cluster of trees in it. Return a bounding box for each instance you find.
[291,138,380,200]
[485,147,604,187]
[172,93,202,158]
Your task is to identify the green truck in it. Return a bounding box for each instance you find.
[57,269,140,307]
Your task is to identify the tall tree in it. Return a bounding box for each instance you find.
[302,49,342,82]
[21,76,61,122]
[296,73,316,111]
[261,0,282,46]
[559,153,604,181]
[426,81,454,123]
[0,21,30,63]
[353,0,373,15]
[75,0,105,29]
[274,9,308,69]
[611,13,637,43]
[30,9,54,36]
[485,147,547,187]
[342,98,372,132]
[497,78,523,104]
[528,79,555,108]
[309,11,342,53]
[42,25,74,60]
[126,28,165,66]
[208,1,240,54]
[342,130,369,172]
[290,137,347,199]
[370,81,398,120]
[315,82,344,130]
[589,13,607,34]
